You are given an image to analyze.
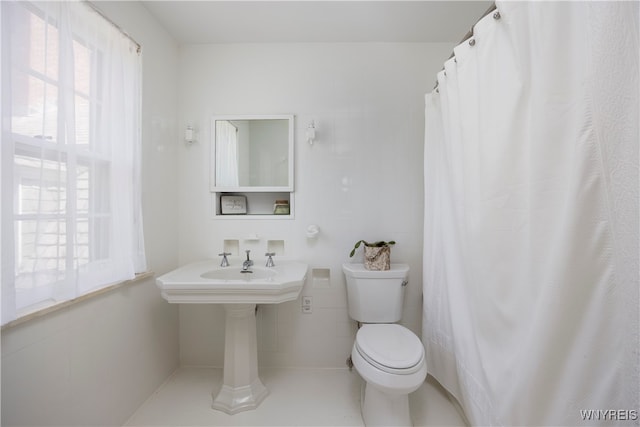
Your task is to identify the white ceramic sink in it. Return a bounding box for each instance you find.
[155,258,308,415]
[200,267,276,281]
[156,259,308,304]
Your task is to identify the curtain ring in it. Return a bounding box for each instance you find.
[493,11,501,20]
[469,38,476,46]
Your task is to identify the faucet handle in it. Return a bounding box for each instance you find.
[265,252,275,267]
[219,252,231,267]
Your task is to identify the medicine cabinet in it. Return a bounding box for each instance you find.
[210,114,294,218]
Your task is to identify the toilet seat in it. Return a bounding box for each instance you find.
[355,324,425,375]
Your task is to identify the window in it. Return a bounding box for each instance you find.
[1,1,145,325]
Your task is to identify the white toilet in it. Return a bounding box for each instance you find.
[342,263,427,427]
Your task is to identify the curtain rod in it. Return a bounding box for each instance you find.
[451,3,497,58]
[434,2,497,90]
[83,0,142,54]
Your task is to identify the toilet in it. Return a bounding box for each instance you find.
[342,263,427,427]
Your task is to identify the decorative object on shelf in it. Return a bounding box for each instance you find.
[220,195,247,215]
[273,199,290,215]
[349,240,396,271]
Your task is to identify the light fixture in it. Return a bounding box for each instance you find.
[185,125,194,144]
[306,121,316,145]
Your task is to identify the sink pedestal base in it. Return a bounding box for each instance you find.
[212,304,268,414]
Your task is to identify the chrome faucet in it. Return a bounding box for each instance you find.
[219,252,231,267]
[242,250,253,271]
[265,252,275,267]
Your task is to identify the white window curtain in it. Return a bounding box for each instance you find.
[423,2,638,425]
[1,0,146,325]
[215,120,239,187]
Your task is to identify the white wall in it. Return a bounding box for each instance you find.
[177,43,452,368]
[1,2,181,425]
[0,21,456,424]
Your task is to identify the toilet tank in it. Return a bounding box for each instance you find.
[342,263,409,323]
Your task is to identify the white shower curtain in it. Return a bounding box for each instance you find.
[423,2,639,426]
[215,120,240,187]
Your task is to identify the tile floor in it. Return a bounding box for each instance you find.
[125,367,468,426]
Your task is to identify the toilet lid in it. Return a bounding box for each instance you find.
[355,324,424,374]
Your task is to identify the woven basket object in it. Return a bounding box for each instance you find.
[364,245,390,270]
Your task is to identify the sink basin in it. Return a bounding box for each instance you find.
[200,267,276,281]
[156,259,308,304]
[156,259,308,414]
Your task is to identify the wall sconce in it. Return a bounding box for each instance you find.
[306,121,316,145]
[185,125,195,144]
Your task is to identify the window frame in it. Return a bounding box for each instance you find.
[1,0,145,324]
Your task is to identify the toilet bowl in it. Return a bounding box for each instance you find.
[351,324,427,426]
[342,263,426,426]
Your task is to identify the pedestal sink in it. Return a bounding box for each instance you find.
[156,259,308,414]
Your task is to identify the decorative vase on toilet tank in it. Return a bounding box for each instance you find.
[349,240,395,270]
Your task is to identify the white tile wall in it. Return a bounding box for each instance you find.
[1,2,181,425]
[1,279,179,426]
[176,43,453,368]
[1,12,458,426]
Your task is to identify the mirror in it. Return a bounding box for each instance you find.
[210,115,294,191]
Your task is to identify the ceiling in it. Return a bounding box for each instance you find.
[140,1,493,44]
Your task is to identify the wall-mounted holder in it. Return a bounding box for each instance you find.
[306,225,320,239]
[223,239,240,256]
[312,268,331,288]
[185,125,195,144]
[306,121,316,145]
[267,240,285,256]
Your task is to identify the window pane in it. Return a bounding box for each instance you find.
[92,216,111,261]
[11,75,58,140]
[15,219,66,289]
[10,6,60,79]
[74,38,92,148]
[89,165,111,262]
[93,161,111,214]
[75,94,90,146]
[43,15,60,81]
[74,39,91,96]
[15,154,66,215]
[75,219,90,267]
[76,162,90,214]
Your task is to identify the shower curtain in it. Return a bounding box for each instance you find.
[423,2,638,426]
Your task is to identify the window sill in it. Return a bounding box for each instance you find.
[1,271,155,331]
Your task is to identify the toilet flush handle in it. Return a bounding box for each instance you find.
[402,280,408,287]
